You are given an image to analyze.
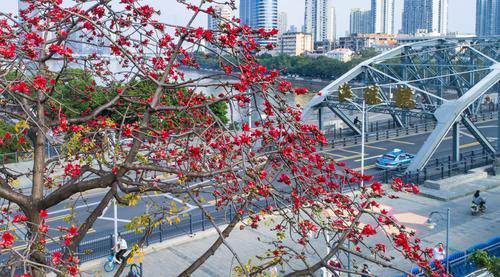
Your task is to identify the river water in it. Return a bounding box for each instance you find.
[183,69,330,125]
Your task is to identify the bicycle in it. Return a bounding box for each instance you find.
[104,252,130,272]
[103,254,120,272]
[104,255,141,276]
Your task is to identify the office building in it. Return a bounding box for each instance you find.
[208,5,232,31]
[278,12,288,35]
[476,0,500,36]
[371,0,395,34]
[304,0,336,44]
[402,0,448,35]
[240,0,279,45]
[278,32,314,56]
[290,25,298,32]
[350,9,372,34]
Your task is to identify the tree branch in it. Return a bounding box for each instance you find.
[40,174,115,210]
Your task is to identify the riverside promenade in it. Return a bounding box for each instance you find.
[80,174,500,277]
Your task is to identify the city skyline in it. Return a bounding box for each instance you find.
[476,0,500,36]
[6,0,477,38]
[402,0,449,35]
[371,0,395,34]
[304,0,336,42]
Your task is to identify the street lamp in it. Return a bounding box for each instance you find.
[425,208,451,276]
[345,99,387,187]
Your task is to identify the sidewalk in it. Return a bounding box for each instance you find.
[80,176,500,277]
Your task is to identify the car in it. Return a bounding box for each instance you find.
[375,149,415,171]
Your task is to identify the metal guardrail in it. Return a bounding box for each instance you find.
[372,149,495,185]
[322,110,497,150]
[65,207,235,263]
[393,236,500,277]
[0,207,237,273]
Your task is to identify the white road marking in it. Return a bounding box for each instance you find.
[354,155,382,162]
[146,193,196,209]
[48,201,101,215]
[478,125,497,129]
[98,217,131,223]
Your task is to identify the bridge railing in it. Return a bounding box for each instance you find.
[392,236,500,277]
[394,151,494,185]
[322,110,497,150]
[373,148,494,185]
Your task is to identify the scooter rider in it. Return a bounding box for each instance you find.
[472,190,486,210]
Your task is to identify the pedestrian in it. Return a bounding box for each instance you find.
[113,234,128,264]
[361,264,371,277]
[353,116,360,126]
[433,243,446,261]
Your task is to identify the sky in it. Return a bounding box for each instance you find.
[1,0,477,37]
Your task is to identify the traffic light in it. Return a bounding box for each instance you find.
[364,85,382,105]
[394,86,416,109]
[338,83,352,102]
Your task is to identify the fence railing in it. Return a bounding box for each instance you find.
[393,236,500,277]
[323,110,497,150]
[0,145,60,164]
[54,207,236,264]
[374,150,495,185]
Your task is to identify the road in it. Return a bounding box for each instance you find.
[320,118,498,177]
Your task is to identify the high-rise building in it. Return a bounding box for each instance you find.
[476,0,500,36]
[329,6,336,41]
[402,0,448,35]
[208,5,232,31]
[278,12,288,35]
[304,0,336,43]
[240,0,279,46]
[371,0,395,34]
[290,25,298,32]
[350,9,372,34]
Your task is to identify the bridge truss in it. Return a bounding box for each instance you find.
[302,37,500,173]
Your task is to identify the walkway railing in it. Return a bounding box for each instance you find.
[393,236,500,277]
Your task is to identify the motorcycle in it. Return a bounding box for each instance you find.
[471,202,486,215]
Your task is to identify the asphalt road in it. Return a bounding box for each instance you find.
[320,118,498,177]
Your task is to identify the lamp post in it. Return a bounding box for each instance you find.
[113,199,118,245]
[425,208,451,276]
[322,231,332,277]
[346,99,387,187]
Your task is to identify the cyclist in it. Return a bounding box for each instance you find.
[113,234,128,264]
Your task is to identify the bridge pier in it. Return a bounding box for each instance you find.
[452,122,460,162]
[318,107,323,131]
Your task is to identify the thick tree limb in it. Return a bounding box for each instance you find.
[0,184,30,208]
[40,174,116,210]
[176,207,242,277]
[68,183,117,252]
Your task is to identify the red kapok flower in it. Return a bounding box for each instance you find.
[39,209,48,218]
[0,232,15,248]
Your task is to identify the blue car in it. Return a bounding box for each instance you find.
[376,149,415,170]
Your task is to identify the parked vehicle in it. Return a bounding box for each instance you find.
[376,149,415,170]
